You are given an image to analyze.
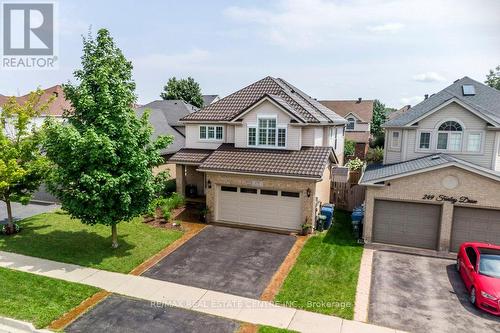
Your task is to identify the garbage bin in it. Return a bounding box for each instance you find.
[320,204,335,229]
[316,214,327,232]
[351,206,364,239]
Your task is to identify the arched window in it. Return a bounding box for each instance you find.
[437,121,463,151]
[438,121,462,131]
[346,117,355,130]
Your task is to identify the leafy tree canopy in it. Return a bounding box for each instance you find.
[160,76,204,108]
[43,29,172,247]
[0,90,52,232]
[485,65,500,90]
[371,99,387,137]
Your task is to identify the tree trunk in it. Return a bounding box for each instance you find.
[111,224,119,248]
[5,199,14,233]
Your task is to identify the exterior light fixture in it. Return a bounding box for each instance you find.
[207,180,212,189]
[306,188,311,197]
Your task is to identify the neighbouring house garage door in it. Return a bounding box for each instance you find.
[450,207,500,252]
[217,186,302,231]
[373,200,441,250]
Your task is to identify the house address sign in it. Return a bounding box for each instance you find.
[422,194,478,204]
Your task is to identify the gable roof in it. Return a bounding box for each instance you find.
[319,100,374,123]
[202,95,219,106]
[182,76,346,124]
[0,85,72,116]
[197,143,335,179]
[388,105,411,121]
[360,153,500,185]
[135,100,197,155]
[384,77,500,127]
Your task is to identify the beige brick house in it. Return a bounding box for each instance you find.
[168,76,346,232]
[360,77,500,252]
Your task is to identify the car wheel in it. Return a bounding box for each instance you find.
[456,258,461,272]
[470,287,476,306]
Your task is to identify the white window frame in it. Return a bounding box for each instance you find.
[329,127,337,149]
[346,117,356,131]
[248,115,287,149]
[435,120,464,152]
[390,130,401,150]
[199,125,224,141]
[465,131,483,153]
[416,130,432,151]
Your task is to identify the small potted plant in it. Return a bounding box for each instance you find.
[199,206,210,223]
[300,222,313,235]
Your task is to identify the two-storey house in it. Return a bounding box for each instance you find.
[360,77,500,253]
[168,76,346,232]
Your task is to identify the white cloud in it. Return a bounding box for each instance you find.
[412,72,446,83]
[367,23,404,33]
[400,96,424,105]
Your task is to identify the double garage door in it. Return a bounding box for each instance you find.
[373,200,500,251]
[217,185,302,231]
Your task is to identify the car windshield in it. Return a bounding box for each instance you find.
[479,252,500,279]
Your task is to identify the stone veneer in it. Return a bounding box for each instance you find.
[364,166,500,252]
[205,171,332,230]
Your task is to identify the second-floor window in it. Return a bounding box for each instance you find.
[437,121,462,151]
[199,125,223,140]
[390,131,401,149]
[419,132,431,150]
[346,117,355,131]
[248,117,286,148]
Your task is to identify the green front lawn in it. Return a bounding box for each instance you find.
[0,267,100,328]
[258,326,299,333]
[0,211,183,273]
[275,210,363,319]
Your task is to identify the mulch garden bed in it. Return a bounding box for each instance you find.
[143,204,203,231]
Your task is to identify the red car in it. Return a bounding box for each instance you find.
[457,242,500,315]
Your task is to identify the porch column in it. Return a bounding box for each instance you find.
[176,164,186,196]
[438,202,454,252]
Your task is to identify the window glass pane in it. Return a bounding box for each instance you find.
[392,131,400,147]
[259,128,267,145]
[260,189,278,196]
[248,127,256,145]
[346,118,355,130]
[419,132,430,149]
[467,133,481,152]
[216,126,223,140]
[207,126,215,139]
[199,126,206,139]
[448,133,462,151]
[268,128,276,145]
[258,118,267,128]
[278,128,286,147]
[439,121,462,131]
[268,119,276,128]
[240,188,257,194]
[221,186,237,192]
[437,133,448,149]
[281,191,300,198]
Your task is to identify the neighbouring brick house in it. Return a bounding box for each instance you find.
[320,99,374,160]
[360,77,500,253]
[168,76,346,232]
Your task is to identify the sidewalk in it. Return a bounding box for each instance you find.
[0,251,405,333]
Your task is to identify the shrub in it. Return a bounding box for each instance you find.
[367,147,384,163]
[162,210,171,222]
[370,134,385,148]
[154,171,176,197]
[346,157,364,171]
[344,140,355,157]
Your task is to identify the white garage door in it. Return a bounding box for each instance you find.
[217,186,302,231]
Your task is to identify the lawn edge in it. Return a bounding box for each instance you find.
[129,221,206,276]
[47,290,110,331]
[260,235,308,301]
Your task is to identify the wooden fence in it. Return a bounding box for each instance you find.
[330,170,366,212]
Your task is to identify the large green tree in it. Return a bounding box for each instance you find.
[43,29,171,248]
[485,65,500,90]
[0,90,51,233]
[371,99,387,138]
[160,76,204,108]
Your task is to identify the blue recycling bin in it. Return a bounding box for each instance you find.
[320,204,335,230]
[351,206,364,239]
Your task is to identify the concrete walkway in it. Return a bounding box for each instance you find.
[0,251,405,333]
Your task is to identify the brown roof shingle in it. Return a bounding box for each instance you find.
[319,100,374,123]
[198,144,334,179]
[0,85,72,116]
[345,131,371,143]
[168,148,214,164]
[182,77,346,124]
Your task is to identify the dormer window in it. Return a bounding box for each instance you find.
[437,121,462,151]
[346,117,355,131]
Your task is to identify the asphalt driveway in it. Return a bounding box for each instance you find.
[66,294,240,333]
[369,251,500,333]
[143,225,296,299]
[0,201,59,224]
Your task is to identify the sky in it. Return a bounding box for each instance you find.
[1,0,499,108]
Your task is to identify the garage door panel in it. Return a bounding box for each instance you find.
[373,200,441,250]
[217,186,302,231]
[451,207,500,252]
